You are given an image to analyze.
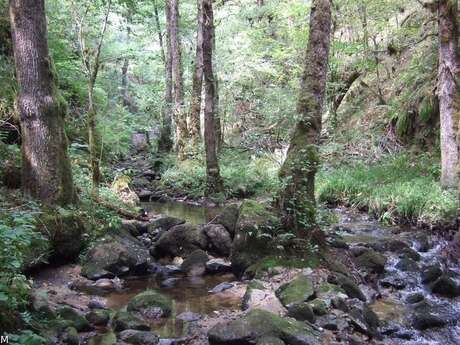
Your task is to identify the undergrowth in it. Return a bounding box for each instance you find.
[317,153,457,227]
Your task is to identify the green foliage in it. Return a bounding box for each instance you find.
[317,153,457,226]
[161,149,280,199]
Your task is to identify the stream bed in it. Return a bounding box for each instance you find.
[32,201,460,344]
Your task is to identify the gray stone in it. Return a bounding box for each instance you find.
[127,290,172,319]
[118,330,160,345]
[154,224,207,258]
[112,311,150,332]
[202,224,232,257]
[181,250,209,276]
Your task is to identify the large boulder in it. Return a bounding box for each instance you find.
[127,290,172,319]
[328,274,366,302]
[230,201,278,278]
[153,224,207,258]
[57,306,92,332]
[181,249,209,276]
[208,309,320,345]
[276,275,314,308]
[202,224,232,256]
[81,227,151,280]
[39,208,86,261]
[211,205,240,237]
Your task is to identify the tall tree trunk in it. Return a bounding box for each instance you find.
[202,0,223,195]
[188,0,204,147]
[157,0,173,152]
[9,0,76,205]
[214,76,223,151]
[278,0,332,237]
[169,0,188,160]
[121,22,131,109]
[438,0,459,189]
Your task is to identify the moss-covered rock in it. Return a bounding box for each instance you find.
[208,309,320,345]
[328,274,366,302]
[230,200,278,278]
[180,249,209,276]
[153,224,207,258]
[286,303,315,323]
[38,207,86,261]
[112,311,150,332]
[127,290,172,319]
[202,224,232,257]
[57,306,92,332]
[256,336,286,345]
[86,309,111,327]
[242,280,285,314]
[81,226,151,280]
[88,331,117,345]
[211,204,240,237]
[276,275,314,307]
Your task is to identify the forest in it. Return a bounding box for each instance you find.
[0,0,459,344]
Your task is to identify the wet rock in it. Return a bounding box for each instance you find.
[112,311,150,332]
[316,315,348,332]
[88,331,117,345]
[206,258,232,274]
[181,249,209,276]
[328,274,366,302]
[350,246,369,257]
[202,224,232,256]
[412,312,447,330]
[86,309,111,327]
[421,264,443,284]
[61,327,79,345]
[380,275,406,290]
[57,306,92,332]
[327,235,349,249]
[93,277,124,291]
[127,290,172,319]
[276,275,314,307]
[81,227,151,280]
[242,281,285,314]
[286,303,316,323]
[211,205,239,237]
[315,282,345,306]
[210,282,234,294]
[405,292,424,304]
[154,224,207,258]
[331,297,348,312]
[429,275,460,297]
[395,258,419,272]
[88,299,107,310]
[354,249,386,274]
[230,201,277,278]
[160,277,180,288]
[118,330,160,345]
[414,234,431,252]
[147,216,185,233]
[256,336,286,345]
[177,312,202,322]
[398,247,421,262]
[122,220,142,237]
[138,190,154,201]
[348,305,380,338]
[208,309,320,345]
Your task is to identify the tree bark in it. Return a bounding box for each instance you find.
[437,0,459,189]
[121,20,131,109]
[188,0,204,147]
[278,0,332,236]
[169,0,188,160]
[202,0,223,195]
[9,0,76,205]
[156,0,174,152]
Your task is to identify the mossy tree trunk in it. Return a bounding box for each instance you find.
[74,0,112,195]
[202,0,223,196]
[169,0,188,160]
[188,0,204,147]
[157,0,174,152]
[9,0,76,205]
[278,0,331,237]
[437,0,459,189]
